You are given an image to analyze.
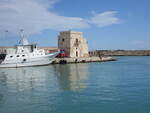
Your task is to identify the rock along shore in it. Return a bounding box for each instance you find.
[89,50,150,56]
[52,56,116,64]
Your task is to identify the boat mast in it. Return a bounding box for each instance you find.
[19,29,29,45]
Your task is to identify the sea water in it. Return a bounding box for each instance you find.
[0,56,150,113]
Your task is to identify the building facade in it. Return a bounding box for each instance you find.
[0,47,15,54]
[0,46,57,54]
[58,31,89,57]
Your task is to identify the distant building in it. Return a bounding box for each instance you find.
[0,47,15,54]
[0,46,57,54]
[58,31,89,58]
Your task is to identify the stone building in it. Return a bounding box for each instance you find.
[58,31,89,57]
[0,47,15,54]
[0,46,57,54]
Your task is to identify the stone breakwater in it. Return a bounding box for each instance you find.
[89,50,150,56]
[52,56,116,64]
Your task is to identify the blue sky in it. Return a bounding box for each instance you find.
[0,0,150,50]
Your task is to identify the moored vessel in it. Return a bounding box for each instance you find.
[0,31,59,68]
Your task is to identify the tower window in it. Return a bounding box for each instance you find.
[76,51,78,57]
[62,38,65,42]
[76,39,78,43]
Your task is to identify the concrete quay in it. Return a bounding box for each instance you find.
[52,56,116,64]
[89,50,150,56]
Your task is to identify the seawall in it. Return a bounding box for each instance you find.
[89,50,150,56]
[52,57,116,64]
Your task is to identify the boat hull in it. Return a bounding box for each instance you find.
[0,52,59,68]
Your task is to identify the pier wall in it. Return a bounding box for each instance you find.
[52,57,116,64]
[89,50,150,56]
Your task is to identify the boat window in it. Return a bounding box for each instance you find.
[10,56,13,58]
[22,55,25,57]
[17,55,19,57]
[22,50,24,52]
[23,59,26,62]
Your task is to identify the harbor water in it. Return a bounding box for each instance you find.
[0,56,150,113]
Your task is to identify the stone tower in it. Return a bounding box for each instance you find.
[58,31,89,58]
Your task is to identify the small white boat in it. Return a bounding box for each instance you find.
[0,31,59,68]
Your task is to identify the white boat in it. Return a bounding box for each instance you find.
[0,31,59,68]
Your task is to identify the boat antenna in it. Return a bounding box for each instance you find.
[19,29,29,45]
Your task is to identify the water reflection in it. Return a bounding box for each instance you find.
[53,63,89,91]
[0,67,51,92]
[0,63,90,97]
[1,57,150,113]
[0,71,7,105]
[0,66,58,112]
[0,64,89,112]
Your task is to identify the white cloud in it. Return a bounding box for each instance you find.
[132,40,145,45]
[131,40,150,49]
[90,11,121,27]
[0,0,121,35]
[0,0,89,35]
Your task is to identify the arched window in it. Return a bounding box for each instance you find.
[76,39,78,43]
[76,51,78,57]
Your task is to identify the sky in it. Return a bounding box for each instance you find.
[0,0,150,50]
